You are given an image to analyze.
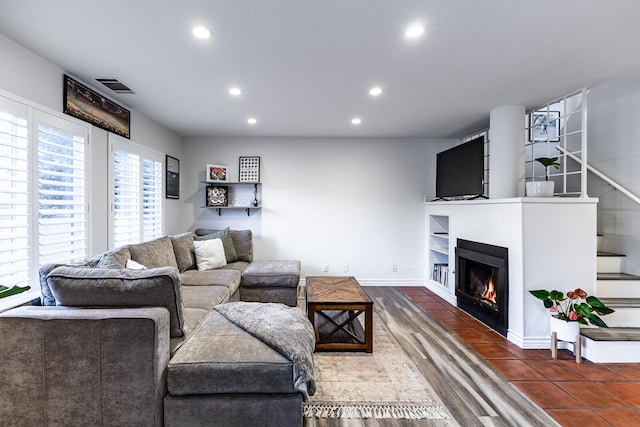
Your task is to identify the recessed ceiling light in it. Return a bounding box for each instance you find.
[405,24,425,39]
[229,87,242,96]
[247,118,257,125]
[192,26,212,39]
[351,118,362,125]
[369,87,383,96]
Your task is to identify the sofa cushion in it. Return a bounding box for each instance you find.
[195,228,239,264]
[128,236,179,270]
[195,229,252,263]
[45,266,186,338]
[170,307,209,354]
[167,310,296,396]
[181,285,230,311]
[169,232,196,272]
[241,260,301,289]
[193,239,227,270]
[180,269,241,296]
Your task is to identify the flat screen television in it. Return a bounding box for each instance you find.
[435,136,485,200]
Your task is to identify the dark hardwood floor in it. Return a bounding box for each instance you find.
[304,286,558,426]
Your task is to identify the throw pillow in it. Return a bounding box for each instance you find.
[195,228,239,263]
[193,238,227,270]
[95,247,131,268]
[96,253,126,269]
[126,259,147,270]
[128,236,179,269]
[170,232,196,272]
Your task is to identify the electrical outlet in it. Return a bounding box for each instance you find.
[392,264,398,272]
[343,264,349,272]
[323,264,329,273]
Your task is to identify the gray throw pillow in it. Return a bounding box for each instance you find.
[170,232,196,272]
[96,247,131,269]
[128,236,179,269]
[46,265,185,338]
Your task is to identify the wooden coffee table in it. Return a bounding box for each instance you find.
[306,276,373,353]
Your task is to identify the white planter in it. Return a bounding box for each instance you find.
[550,316,580,342]
[526,181,554,197]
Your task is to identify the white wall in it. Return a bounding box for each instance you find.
[587,80,640,275]
[0,34,184,253]
[182,137,455,284]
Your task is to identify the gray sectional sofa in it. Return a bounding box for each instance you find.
[0,229,315,427]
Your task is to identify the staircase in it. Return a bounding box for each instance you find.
[580,240,640,363]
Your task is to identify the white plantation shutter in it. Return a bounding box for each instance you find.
[37,120,88,264]
[0,98,30,288]
[109,135,164,248]
[142,157,163,241]
[0,93,90,296]
[113,148,141,247]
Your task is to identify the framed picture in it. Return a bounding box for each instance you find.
[206,185,228,207]
[239,156,261,182]
[529,111,560,142]
[63,74,131,139]
[166,155,180,199]
[206,164,229,182]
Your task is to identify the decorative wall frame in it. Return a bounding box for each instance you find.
[166,155,180,199]
[239,156,261,182]
[529,110,560,142]
[206,185,228,207]
[63,74,131,139]
[206,164,229,182]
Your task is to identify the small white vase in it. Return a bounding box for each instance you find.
[550,315,580,342]
[526,181,554,197]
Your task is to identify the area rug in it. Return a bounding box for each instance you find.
[303,312,450,420]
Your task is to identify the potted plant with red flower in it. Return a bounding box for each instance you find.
[529,288,614,341]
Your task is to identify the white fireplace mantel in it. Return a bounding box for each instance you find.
[424,197,598,348]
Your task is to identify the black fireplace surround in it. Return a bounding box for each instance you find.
[455,239,509,336]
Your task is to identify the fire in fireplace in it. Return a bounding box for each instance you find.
[455,239,509,336]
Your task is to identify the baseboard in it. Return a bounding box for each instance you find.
[298,278,424,287]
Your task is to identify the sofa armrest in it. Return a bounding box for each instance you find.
[0,306,170,426]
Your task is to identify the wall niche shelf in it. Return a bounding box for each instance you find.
[201,181,261,216]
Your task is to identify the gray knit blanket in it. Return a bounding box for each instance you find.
[214,302,316,400]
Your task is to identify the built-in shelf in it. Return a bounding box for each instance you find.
[428,215,450,291]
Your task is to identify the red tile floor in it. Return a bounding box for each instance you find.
[401,286,640,427]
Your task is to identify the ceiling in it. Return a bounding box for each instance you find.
[1,0,639,139]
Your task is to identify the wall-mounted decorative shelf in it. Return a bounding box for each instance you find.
[200,181,261,216]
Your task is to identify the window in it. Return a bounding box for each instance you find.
[109,135,163,248]
[0,93,90,299]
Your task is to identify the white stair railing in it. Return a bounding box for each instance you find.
[557,145,640,206]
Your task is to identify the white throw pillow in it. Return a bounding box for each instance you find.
[193,238,227,271]
[126,259,147,270]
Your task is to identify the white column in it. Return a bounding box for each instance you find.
[489,105,525,198]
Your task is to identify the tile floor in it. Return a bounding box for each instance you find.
[401,286,640,427]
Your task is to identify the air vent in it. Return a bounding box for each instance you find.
[96,78,137,94]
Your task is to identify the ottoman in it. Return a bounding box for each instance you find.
[165,310,303,427]
[240,260,301,306]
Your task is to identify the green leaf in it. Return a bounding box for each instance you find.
[529,290,550,300]
[587,314,609,328]
[549,290,565,301]
[0,285,31,299]
[0,285,7,292]
[543,299,554,309]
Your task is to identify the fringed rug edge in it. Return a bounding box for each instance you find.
[303,402,449,420]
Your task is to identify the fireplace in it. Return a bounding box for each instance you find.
[455,239,508,336]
